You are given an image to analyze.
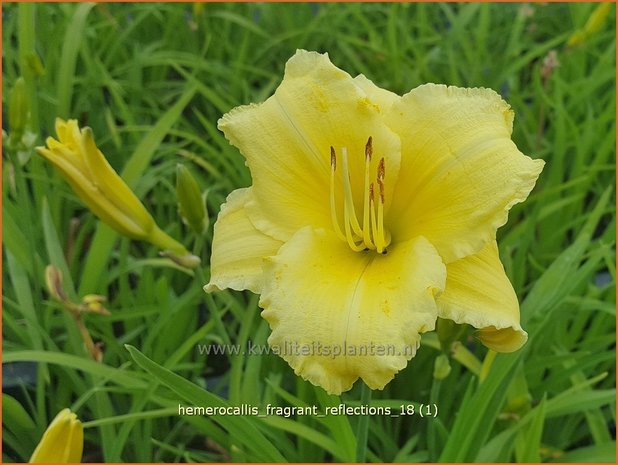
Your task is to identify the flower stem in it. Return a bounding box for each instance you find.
[355,382,372,462]
[479,349,498,384]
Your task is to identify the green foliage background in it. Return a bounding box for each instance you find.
[2,2,616,463]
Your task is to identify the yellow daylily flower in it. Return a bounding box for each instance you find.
[30,408,83,463]
[205,50,544,394]
[37,119,198,267]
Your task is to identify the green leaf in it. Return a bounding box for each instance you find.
[57,2,96,117]
[3,350,147,389]
[439,354,521,462]
[557,441,616,463]
[515,394,547,462]
[522,187,612,324]
[125,344,285,462]
[2,393,36,430]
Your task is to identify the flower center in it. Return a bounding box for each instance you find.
[329,137,392,254]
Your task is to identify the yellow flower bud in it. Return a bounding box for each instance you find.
[37,119,198,267]
[176,164,208,234]
[30,408,83,463]
[567,3,613,47]
[583,2,612,36]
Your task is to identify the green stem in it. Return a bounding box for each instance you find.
[355,382,372,462]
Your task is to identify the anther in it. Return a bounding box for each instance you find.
[329,146,346,242]
[365,136,373,161]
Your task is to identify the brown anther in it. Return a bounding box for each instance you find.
[369,182,375,202]
[330,146,336,170]
[377,157,385,181]
[378,179,385,204]
[365,136,373,161]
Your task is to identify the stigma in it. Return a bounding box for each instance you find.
[329,137,391,253]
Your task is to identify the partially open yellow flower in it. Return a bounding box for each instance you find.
[37,119,198,267]
[30,408,83,463]
[205,50,544,394]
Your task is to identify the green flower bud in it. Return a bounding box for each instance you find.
[433,354,452,380]
[436,317,466,352]
[176,164,208,234]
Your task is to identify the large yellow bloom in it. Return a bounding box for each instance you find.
[205,50,544,394]
[30,408,83,463]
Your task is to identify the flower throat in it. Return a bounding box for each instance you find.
[329,137,392,254]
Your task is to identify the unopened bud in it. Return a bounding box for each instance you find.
[436,317,466,352]
[433,354,451,380]
[567,3,613,47]
[176,164,208,234]
[160,250,201,269]
[584,2,612,36]
[30,409,83,463]
[45,265,69,303]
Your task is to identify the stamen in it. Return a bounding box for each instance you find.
[344,206,366,252]
[362,137,373,249]
[375,157,388,253]
[329,147,346,242]
[340,148,363,237]
[365,136,373,160]
[377,157,385,182]
[376,179,386,253]
[369,183,379,248]
[328,140,390,254]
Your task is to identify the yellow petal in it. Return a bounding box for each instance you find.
[30,408,83,463]
[205,188,283,294]
[55,118,81,152]
[260,227,445,395]
[219,50,401,241]
[353,74,399,114]
[37,146,147,238]
[80,126,155,232]
[437,241,527,352]
[385,84,544,263]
